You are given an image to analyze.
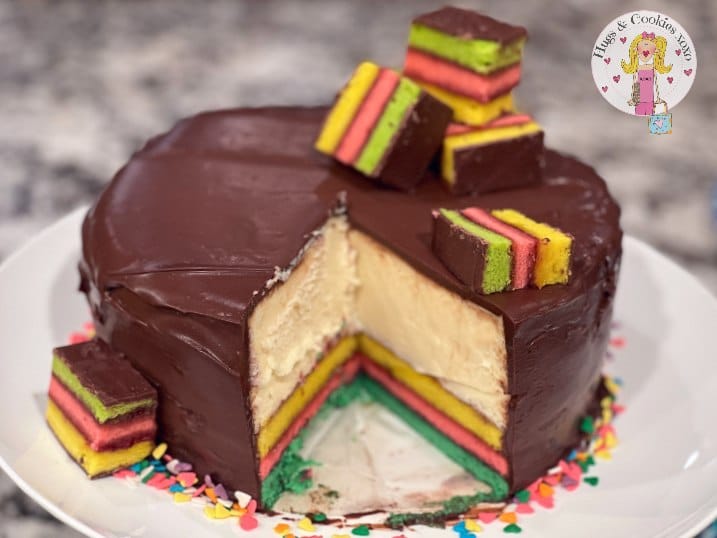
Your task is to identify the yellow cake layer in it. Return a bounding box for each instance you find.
[314,62,380,154]
[259,333,503,458]
[257,335,358,458]
[442,122,543,184]
[46,400,154,478]
[492,209,572,287]
[358,334,502,450]
[418,82,514,126]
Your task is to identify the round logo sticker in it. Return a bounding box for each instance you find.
[591,10,696,117]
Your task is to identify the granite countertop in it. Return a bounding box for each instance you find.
[1,0,715,536]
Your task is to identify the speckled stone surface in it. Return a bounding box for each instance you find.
[0,1,715,536]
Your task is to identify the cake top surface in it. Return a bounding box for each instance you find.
[81,107,621,374]
[412,7,528,43]
[54,340,157,406]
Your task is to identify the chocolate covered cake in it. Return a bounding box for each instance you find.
[60,6,622,523]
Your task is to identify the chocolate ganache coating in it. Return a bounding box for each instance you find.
[80,106,622,503]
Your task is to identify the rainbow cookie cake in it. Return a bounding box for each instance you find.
[53,5,622,524]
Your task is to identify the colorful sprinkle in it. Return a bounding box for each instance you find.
[298,517,316,532]
[273,523,291,535]
[464,518,482,532]
[584,476,600,486]
[173,492,191,504]
[234,490,252,508]
[152,443,168,460]
[499,512,517,524]
[312,512,328,523]
[239,514,258,531]
[352,525,371,536]
[515,490,530,503]
[503,523,522,533]
[477,512,498,524]
[580,416,595,434]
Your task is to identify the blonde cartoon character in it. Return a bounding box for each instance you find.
[621,32,672,115]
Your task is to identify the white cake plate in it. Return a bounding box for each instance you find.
[1,207,716,538]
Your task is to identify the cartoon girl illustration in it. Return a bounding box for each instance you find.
[621,32,672,115]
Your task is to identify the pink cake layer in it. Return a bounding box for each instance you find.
[334,69,399,164]
[48,376,156,452]
[260,353,508,479]
[462,207,538,290]
[445,113,533,136]
[359,355,508,476]
[404,48,521,103]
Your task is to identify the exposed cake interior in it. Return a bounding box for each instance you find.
[249,215,510,508]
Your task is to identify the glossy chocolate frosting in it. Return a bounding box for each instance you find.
[80,106,622,504]
[54,339,157,407]
[413,7,528,44]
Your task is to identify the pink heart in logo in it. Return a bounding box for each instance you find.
[684,68,693,76]
[675,49,682,56]
[601,85,608,93]
[667,77,674,84]
[604,57,611,64]
[620,36,627,43]
[654,119,663,128]
[613,75,620,83]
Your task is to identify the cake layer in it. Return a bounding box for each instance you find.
[335,67,399,165]
[49,376,155,451]
[408,15,526,75]
[315,62,380,154]
[257,336,358,459]
[249,217,358,435]
[360,376,508,500]
[492,209,573,287]
[442,121,544,194]
[81,106,622,501]
[358,335,503,449]
[445,114,533,135]
[354,77,421,176]
[260,355,362,479]
[462,207,537,290]
[360,357,507,475]
[351,230,509,432]
[419,84,514,125]
[404,49,521,102]
[46,400,153,478]
[433,209,512,295]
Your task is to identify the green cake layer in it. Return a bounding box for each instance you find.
[440,209,512,293]
[51,355,155,424]
[262,374,508,513]
[408,24,525,74]
[355,77,422,175]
